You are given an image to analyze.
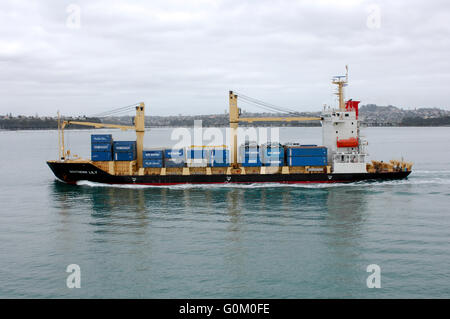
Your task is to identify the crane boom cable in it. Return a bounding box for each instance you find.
[92,107,137,118]
[239,99,300,116]
[238,95,289,113]
[94,108,137,118]
[239,97,291,113]
[239,99,285,114]
[234,91,301,115]
[91,102,140,118]
[235,91,294,111]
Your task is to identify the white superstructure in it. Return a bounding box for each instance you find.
[321,67,368,174]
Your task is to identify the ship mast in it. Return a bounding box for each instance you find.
[57,111,62,160]
[332,65,348,110]
[134,102,145,168]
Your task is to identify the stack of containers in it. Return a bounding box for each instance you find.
[261,143,285,166]
[91,134,113,161]
[187,147,208,167]
[286,144,328,166]
[113,141,137,161]
[142,149,164,167]
[239,143,261,167]
[210,148,230,167]
[164,148,185,167]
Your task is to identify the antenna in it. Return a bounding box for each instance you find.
[345,65,349,82]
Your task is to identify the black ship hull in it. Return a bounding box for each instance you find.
[47,161,412,185]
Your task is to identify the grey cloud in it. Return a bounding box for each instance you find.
[0,0,449,116]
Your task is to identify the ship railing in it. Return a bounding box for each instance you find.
[333,153,367,164]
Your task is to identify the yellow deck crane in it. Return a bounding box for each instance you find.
[58,102,146,168]
[228,91,321,167]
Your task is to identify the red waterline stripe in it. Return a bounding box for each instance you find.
[105,180,348,186]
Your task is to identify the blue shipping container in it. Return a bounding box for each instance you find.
[91,143,112,152]
[91,151,112,161]
[241,161,262,167]
[241,153,261,164]
[239,146,260,163]
[113,141,136,152]
[143,150,164,159]
[211,149,229,156]
[211,161,229,167]
[262,147,284,158]
[114,152,136,161]
[286,147,327,157]
[91,134,113,143]
[164,149,184,159]
[261,147,285,165]
[143,159,163,168]
[263,159,284,166]
[239,147,259,155]
[187,149,208,159]
[164,158,185,167]
[239,155,261,163]
[288,156,327,166]
[211,149,229,164]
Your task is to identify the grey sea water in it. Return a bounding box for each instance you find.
[0,127,449,298]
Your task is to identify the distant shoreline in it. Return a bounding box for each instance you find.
[1,106,449,129]
[1,124,449,131]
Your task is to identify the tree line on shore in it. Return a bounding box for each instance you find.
[1,115,449,130]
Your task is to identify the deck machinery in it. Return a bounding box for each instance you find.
[47,68,412,185]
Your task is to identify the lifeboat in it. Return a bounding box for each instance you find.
[337,137,359,148]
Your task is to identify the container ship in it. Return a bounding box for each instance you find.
[47,68,412,185]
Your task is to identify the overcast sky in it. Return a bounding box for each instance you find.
[1,0,449,116]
